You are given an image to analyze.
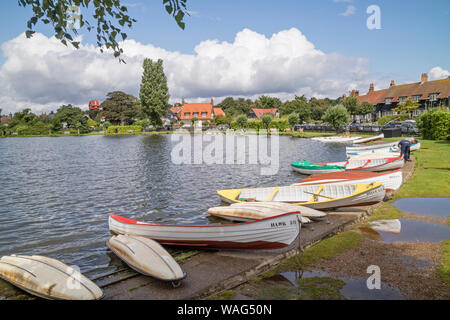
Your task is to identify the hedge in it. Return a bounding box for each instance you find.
[107,125,142,135]
[419,109,450,140]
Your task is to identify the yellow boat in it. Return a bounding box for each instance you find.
[216,182,385,210]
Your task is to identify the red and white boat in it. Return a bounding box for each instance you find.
[317,156,404,172]
[292,169,403,192]
[109,213,301,250]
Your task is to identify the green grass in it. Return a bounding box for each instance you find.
[394,140,450,198]
[275,231,364,272]
[209,289,237,300]
[364,202,404,223]
[438,239,450,285]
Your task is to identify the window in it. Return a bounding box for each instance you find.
[399,96,407,103]
[412,95,421,102]
[184,112,190,117]
[193,112,198,117]
[201,112,207,117]
[429,93,438,101]
[385,98,392,105]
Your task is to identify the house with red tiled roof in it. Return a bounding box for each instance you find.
[352,73,450,119]
[213,107,226,117]
[173,99,225,125]
[248,108,279,119]
[89,100,101,111]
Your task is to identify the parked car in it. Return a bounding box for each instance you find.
[401,122,418,134]
[382,122,402,130]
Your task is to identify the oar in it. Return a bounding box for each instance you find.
[303,191,335,200]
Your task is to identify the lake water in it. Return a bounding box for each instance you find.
[0,134,346,286]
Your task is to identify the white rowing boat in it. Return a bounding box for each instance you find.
[311,136,361,143]
[346,142,420,157]
[291,156,404,175]
[291,169,403,191]
[0,255,103,300]
[217,183,386,210]
[109,212,300,250]
[352,134,384,144]
[107,235,186,282]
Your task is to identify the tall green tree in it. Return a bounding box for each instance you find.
[101,91,140,125]
[322,105,350,133]
[18,0,188,62]
[140,58,170,126]
[254,95,282,109]
[342,96,360,115]
[280,96,311,123]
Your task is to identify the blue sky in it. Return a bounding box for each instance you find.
[0,0,449,113]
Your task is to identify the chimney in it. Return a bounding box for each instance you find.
[355,90,359,96]
[181,98,185,105]
[421,73,428,84]
[369,83,374,93]
[390,80,395,87]
[210,98,214,106]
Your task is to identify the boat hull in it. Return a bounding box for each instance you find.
[293,169,403,191]
[107,235,186,282]
[108,213,301,250]
[0,255,103,300]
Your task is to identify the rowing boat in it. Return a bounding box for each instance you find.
[352,134,384,144]
[291,156,404,175]
[216,183,386,210]
[0,255,103,300]
[292,169,403,191]
[346,142,421,157]
[311,136,361,143]
[107,235,186,282]
[109,212,300,250]
[208,202,326,223]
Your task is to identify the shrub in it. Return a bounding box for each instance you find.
[107,125,142,135]
[322,105,350,132]
[419,109,450,140]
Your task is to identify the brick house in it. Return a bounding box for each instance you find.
[0,113,13,125]
[353,73,450,119]
[175,98,225,125]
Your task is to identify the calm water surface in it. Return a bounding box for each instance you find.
[0,135,346,283]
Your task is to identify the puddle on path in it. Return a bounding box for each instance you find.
[280,270,404,300]
[242,269,404,300]
[360,218,450,243]
[392,198,450,219]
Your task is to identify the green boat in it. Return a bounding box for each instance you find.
[291,160,345,175]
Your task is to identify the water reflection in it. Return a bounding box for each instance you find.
[392,198,450,219]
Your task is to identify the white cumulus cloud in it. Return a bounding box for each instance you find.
[428,66,450,81]
[0,28,372,114]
